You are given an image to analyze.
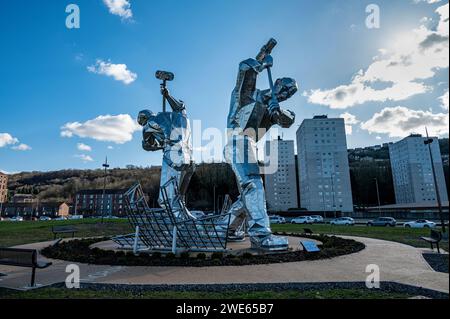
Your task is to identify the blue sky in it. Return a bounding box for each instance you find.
[0,0,448,173]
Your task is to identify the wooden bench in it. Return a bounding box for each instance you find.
[52,225,78,239]
[0,248,52,287]
[302,228,314,236]
[420,229,442,253]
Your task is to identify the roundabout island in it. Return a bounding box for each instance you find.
[40,234,365,267]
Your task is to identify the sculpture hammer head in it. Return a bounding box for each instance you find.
[155,70,174,82]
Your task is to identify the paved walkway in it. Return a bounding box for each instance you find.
[0,236,448,293]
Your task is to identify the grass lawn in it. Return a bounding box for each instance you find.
[272,224,449,252]
[0,287,414,299]
[0,219,447,252]
[0,219,132,247]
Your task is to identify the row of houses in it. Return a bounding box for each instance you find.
[0,202,70,219]
[0,189,128,219]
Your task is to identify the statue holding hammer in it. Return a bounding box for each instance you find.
[224,38,298,251]
[137,71,195,219]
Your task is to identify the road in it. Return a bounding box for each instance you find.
[276,217,449,228]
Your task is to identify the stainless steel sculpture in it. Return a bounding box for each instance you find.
[113,180,231,253]
[137,71,195,219]
[113,71,232,253]
[224,38,298,251]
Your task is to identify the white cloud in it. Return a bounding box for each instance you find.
[0,133,18,148]
[0,169,19,175]
[360,106,449,137]
[103,0,133,20]
[420,16,431,24]
[307,79,430,109]
[0,133,31,151]
[87,59,137,85]
[75,154,94,163]
[340,112,360,135]
[305,3,449,109]
[12,144,32,151]
[107,146,114,150]
[77,143,92,152]
[414,0,441,4]
[376,136,382,140]
[61,114,140,144]
[439,90,449,111]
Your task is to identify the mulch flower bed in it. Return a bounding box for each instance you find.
[42,233,365,267]
[422,253,449,273]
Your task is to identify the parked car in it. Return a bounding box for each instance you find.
[308,215,324,223]
[39,216,52,221]
[367,217,396,227]
[104,216,120,219]
[68,215,84,220]
[53,217,66,221]
[10,216,24,222]
[269,215,286,224]
[403,220,436,229]
[330,217,355,226]
[291,216,313,224]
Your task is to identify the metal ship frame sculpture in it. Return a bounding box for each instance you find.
[114,38,297,253]
[113,178,232,253]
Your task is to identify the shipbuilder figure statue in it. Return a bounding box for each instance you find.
[137,71,195,220]
[224,39,298,251]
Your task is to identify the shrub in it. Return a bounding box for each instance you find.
[210,259,222,266]
[152,252,162,259]
[211,252,224,260]
[180,252,190,259]
[230,257,243,265]
[115,251,125,258]
[242,252,253,259]
[165,253,176,259]
[197,253,206,260]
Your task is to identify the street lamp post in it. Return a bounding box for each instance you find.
[330,174,337,218]
[374,178,382,217]
[322,192,326,217]
[424,129,446,234]
[101,157,110,223]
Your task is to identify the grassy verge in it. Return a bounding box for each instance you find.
[0,219,132,247]
[272,224,449,252]
[0,287,414,299]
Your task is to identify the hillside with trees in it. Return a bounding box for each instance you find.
[348,138,449,208]
[6,164,239,212]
